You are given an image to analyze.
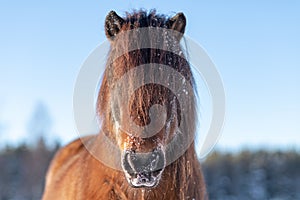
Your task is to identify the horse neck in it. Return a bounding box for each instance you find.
[158,143,207,199]
[168,142,201,183]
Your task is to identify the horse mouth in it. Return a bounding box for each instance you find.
[124,170,163,188]
[121,148,166,188]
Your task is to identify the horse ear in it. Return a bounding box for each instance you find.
[105,11,124,40]
[167,12,186,40]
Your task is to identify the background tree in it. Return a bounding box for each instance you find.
[26,101,53,148]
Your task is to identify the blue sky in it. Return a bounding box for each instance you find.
[0,1,299,151]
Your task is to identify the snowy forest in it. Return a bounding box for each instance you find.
[0,141,299,200]
[0,104,299,199]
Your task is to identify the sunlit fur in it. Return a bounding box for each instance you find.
[42,10,208,200]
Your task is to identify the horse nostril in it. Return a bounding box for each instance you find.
[122,148,165,174]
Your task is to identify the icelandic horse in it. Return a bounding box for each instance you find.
[42,10,208,200]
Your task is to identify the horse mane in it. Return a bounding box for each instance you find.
[97,9,196,141]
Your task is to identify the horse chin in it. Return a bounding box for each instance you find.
[124,169,163,188]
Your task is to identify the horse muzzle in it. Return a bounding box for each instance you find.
[121,147,166,188]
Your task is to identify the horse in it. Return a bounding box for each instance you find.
[42,10,208,200]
